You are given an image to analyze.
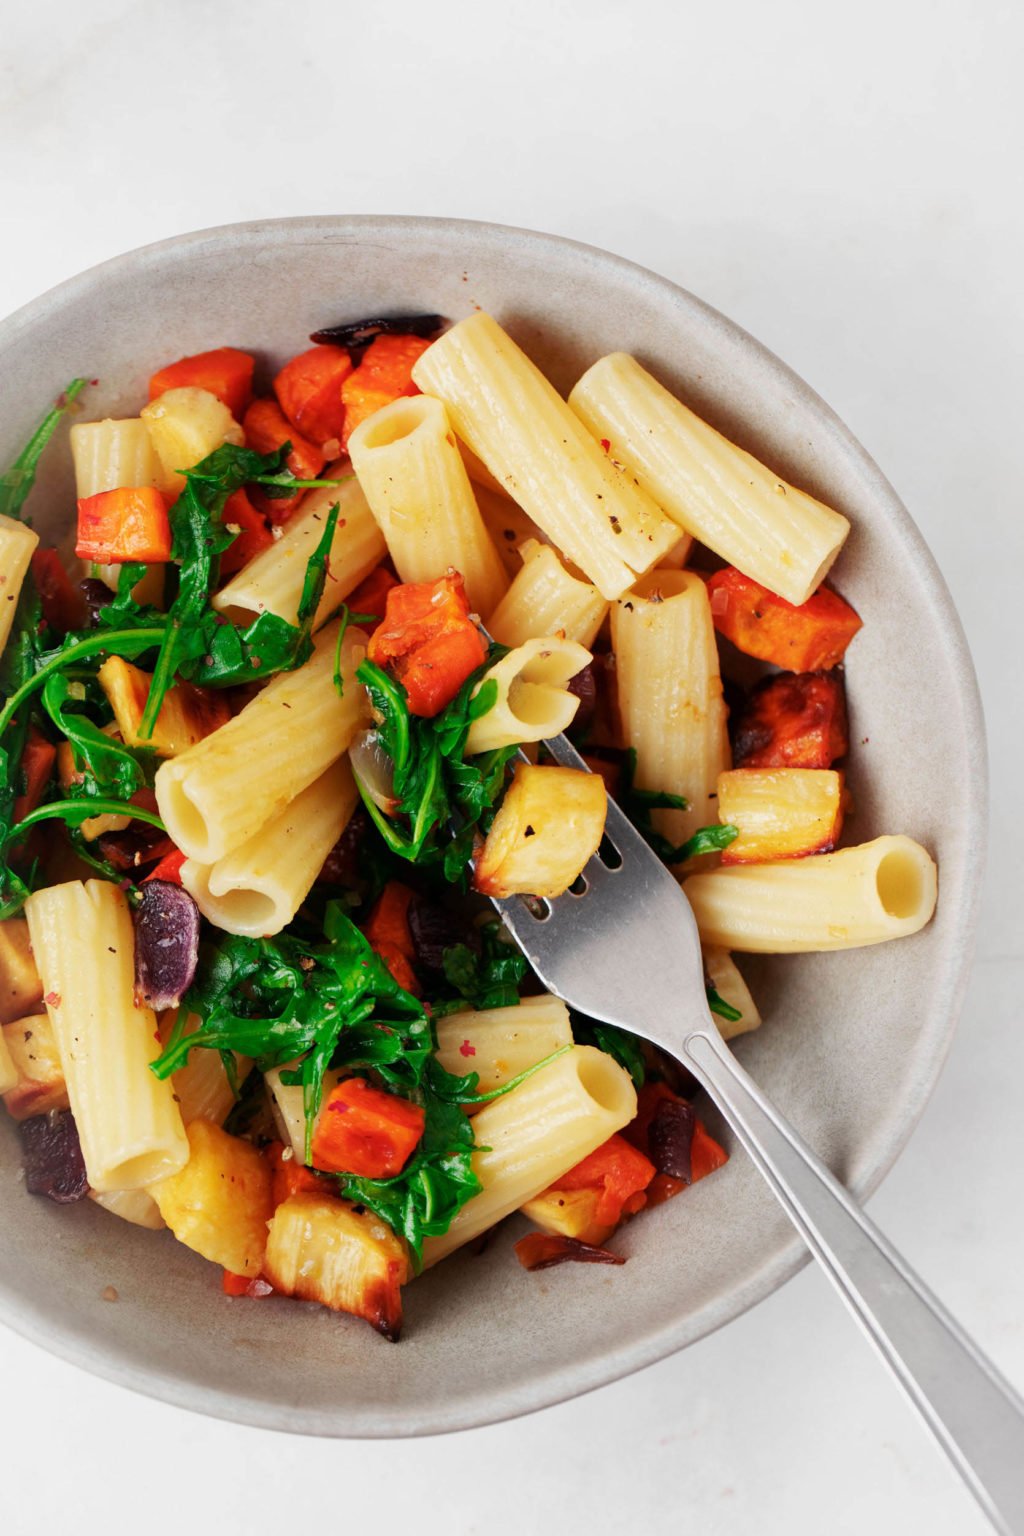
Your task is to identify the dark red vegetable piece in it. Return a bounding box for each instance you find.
[134,880,200,1010]
[408,896,479,975]
[20,1110,88,1203]
[316,807,373,889]
[97,821,173,873]
[565,661,597,742]
[79,578,115,626]
[648,1097,697,1181]
[514,1233,627,1270]
[309,313,445,353]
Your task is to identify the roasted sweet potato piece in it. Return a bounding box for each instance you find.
[367,572,487,717]
[707,567,862,671]
[362,881,421,995]
[149,346,255,420]
[733,669,849,769]
[274,344,353,446]
[340,333,432,449]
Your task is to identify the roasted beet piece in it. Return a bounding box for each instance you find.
[514,1233,627,1270]
[647,1097,697,1182]
[732,669,849,769]
[79,577,115,626]
[566,661,597,742]
[316,807,373,889]
[20,1110,88,1203]
[134,880,200,1010]
[97,821,174,874]
[407,896,478,976]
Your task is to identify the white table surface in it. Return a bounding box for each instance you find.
[2,3,1021,1531]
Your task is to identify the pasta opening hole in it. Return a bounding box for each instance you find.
[576,1047,638,1117]
[103,1151,178,1191]
[205,888,281,935]
[357,397,433,450]
[161,779,212,861]
[875,848,926,920]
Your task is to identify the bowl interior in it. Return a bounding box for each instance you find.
[0,217,985,1435]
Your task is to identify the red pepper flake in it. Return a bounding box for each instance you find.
[459,1040,476,1058]
[43,991,61,1008]
[599,438,611,452]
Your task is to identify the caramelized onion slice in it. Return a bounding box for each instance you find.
[514,1233,626,1271]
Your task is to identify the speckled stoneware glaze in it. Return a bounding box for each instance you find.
[0,218,986,1436]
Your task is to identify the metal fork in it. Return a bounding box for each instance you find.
[490,730,1024,1535]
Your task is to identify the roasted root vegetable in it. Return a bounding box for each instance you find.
[367,572,487,717]
[265,1140,328,1206]
[12,727,56,823]
[98,656,231,756]
[340,333,432,449]
[31,549,87,634]
[474,762,607,899]
[310,1076,426,1179]
[218,488,273,576]
[222,1269,274,1298]
[143,848,187,885]
[0,918,43,1024]
[141,386,245,493]
[514,1233,626,1270]
[20,1109,88,1204]
[717,768,845,863]
[520,1132,655,1245]
[346,564,398,632]
[149,1119,274,1278]
[263,1191,411,1340]
[274,345,353,445]
[1,1012,69,1121]
[362,881,421,995]
[707,567,862,671]
[733,669,849,769]
[75,486,171,564]
[624,1082,729,1205]
[242,398,325,483]
[148,346,255,420]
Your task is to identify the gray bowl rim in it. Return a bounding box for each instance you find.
[0,214,988,1437]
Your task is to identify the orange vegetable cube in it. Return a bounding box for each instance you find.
[362,882,420,994]
[340,334,432,448]
[149,346,255,420]
[243,398,326,525]
[265,1140,329,1206]
[274,344,353,446]
[733,669,849,769]
[367,572,487,717]
[707,567,862,671]
[346,564,399,632]
[557,1133,656,1228]
[13,727,56,823]
[218,488,273,575]
[310,1077,425,1179]
[75,486,171,564]
[31,549,87,635]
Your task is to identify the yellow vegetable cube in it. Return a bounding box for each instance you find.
[519,1187,613,1247]
[97,656,230,757]
[1,1012,69,1120]
[264,1192,410,1340]
[474,763,607,899]
[141,386,243,493]
[150,1119,273,1277]
[0,919,42,1024]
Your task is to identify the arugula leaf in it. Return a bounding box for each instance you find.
[432,921,527,1017]
[706,984,743,1024]
[621,748,738,864]
[40,673,152,801]
[0,378,88,521]
[572,1016,646,1088]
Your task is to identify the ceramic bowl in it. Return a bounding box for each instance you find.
[0,217,985,1435]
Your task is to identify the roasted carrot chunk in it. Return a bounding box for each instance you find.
[219,488,274,576]
[142,848,187,885]
[31,550,87,635]
[75,487,171,564]
[265,1140,329,1206]
[340,333,432,448]
[363,882,421,995]
[13,727,56,823]
[623,1082,728,1206]
[514,1234,626,1270]
[733,670,849,769]
[557,1133,656,1228]
[149,347,255,420]
[274,344,353,446]
[243,399,325,525]
[707,567,862,671]
[367,572,487,718]
[346,564,399,632]
[311,1077,425,1179]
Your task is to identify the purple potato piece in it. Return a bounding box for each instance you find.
[79,577,115,626]
[408,897,479,975]
[648,1096,697,1182]
[20,1110,88,1203]
[134,880,200,1011]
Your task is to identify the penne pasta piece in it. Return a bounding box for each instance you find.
[140,386,244,494]
[465,636,591,755]
[89,1187,166,1230]
[348,394,508,616]
[433,994,573,1104]
[421,1045,636,1266]
[23,881,189,1191]
[474,484,551,577]
[1,1012,69,1119]
[182,758,359,937]
[612,569,731,853]
[683,835,938,952]
[487,541,608,650]
[568,353,850,606]
[657,532,693,570]
[412,314,680,599]
[155,622,368,864]
[0,515,39,660]
[474,763,607,899]
[213,468,386,629]
[702,947,762,1041]
[459,440,508,498]
[717,768,844,863]
[0,918,43,1024]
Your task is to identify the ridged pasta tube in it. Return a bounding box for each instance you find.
[0,516,39,660]
[348,394,508,617]
[487,541,609,650]
[69,417,166,601]
[412,314,680,599]
[683,835,938,952]
[154,623,368,863]
[23,881,189,1191]
[433,994,574,1102]
[89,1188,166,1230]
[465,636,591,755]
[421,1045,636,1266]
[569,353,850,606]
[181,758,359,937]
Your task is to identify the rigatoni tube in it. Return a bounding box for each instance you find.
[465,637,592,754]
[487,540,609,649]
[154,622,368,863]
[611,570,731,851]
[0,516,39,660]
[683,835,938,952]
[569,353,850,607]
[23,881,189,1191]
[433,994,574,1103]
[421,1046,637,1266]
[412,313,680,599]
[348,394,508,617]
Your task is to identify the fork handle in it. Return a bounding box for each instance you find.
[683,1025,1024,1535]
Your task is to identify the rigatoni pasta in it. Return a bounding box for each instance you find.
[465,637,592,754]
[0,515,39,659]
[487,541,609,650]
[434,994,574,1099]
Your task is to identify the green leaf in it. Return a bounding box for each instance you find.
[620,748,737,864]
[572,1016,646,1088]
[40,673,153,801]
[431,921,527,1016]
[706,984,743,1024]
[0,378,88,522]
